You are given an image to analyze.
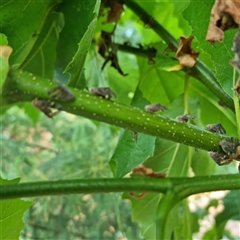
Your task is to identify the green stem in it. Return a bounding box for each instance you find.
[123,0,235,111]
[184,73,189,114]
[233,68,240,137]
[1,174,239,200]
[2,69,236,153]
[156,191,180,239]
[115,43,156,58]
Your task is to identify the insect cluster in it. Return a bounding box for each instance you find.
[32,84,240,172]
[206,123,240,172]
[32,85,75,118]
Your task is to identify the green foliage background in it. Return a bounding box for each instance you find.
[1,0,240,239]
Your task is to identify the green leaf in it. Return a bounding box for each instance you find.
[55,0,100,88]
[169,200,192,239]
[215,190,240,239]
[109,87,156,178]
[0,56,9,90]
[202,227,217,239]
[0,33,8,45]
[23,102,40,124]
[0,0,61,67]
[137,56,184,107]
[110,130,156,178]
[107,52,140,105]
[155,54,182,71]
[21,12,64,79]
[136,1,184,44]
[122,192,161,239]
[0,176,33,240]
[183,0,238,98]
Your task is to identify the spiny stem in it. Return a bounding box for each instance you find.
[2,69,236,153]
[1,174,239,200]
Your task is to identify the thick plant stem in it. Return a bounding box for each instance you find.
[2,69,237,153]
[1,174,239,200]
[123,0,235,111]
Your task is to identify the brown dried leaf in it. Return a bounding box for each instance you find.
[176,36,199,67]
[132,164,166,178]
[206,0,240,43]
[103,2,124,24]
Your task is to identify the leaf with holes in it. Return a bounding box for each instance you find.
[183,0,238,97]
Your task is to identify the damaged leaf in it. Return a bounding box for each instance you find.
[132,164,166,178]
[176,36,199,67]
[206,0,240,43]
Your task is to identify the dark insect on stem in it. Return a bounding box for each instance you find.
[89,87,117,99]
[48,85,75,101]
[176,114,196,123]
[32,98,62,118]
[219,137,240,156]
[206,123,226,134]
[144,103,167,113]
[208,151,233,166]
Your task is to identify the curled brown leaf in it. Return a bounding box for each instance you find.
[176,36,199,68]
